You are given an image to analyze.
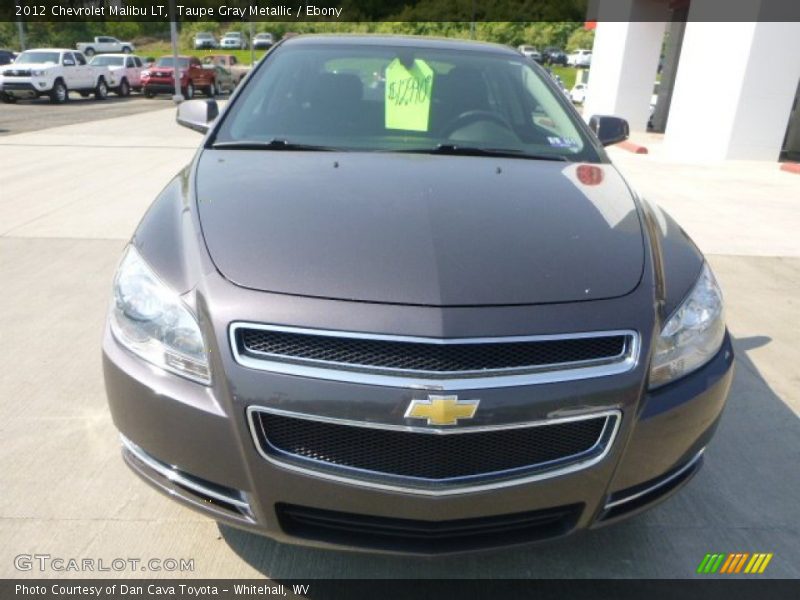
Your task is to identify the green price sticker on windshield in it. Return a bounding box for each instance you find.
[385,58,434,132]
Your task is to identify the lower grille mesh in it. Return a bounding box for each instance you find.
[253,412,609,481]
[277,502,582,553]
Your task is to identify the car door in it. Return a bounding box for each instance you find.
[60,52,80,89]
[125,56,140,87]
[73,52,93,88]
[192,58,211,86]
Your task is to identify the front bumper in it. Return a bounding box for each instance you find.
[142,79,184,94]
[103,316,734,554]
[2,80,51,98]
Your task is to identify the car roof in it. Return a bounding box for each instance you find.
[23,48,72,53]
[281,34,518,56]
[93,53,139,58]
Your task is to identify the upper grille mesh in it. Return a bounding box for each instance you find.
[238,328,627,375]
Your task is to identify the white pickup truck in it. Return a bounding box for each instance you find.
[76,36,135,57]
[0,49,112,104]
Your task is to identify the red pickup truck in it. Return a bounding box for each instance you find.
[141,55,216,99]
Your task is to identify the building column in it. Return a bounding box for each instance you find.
[583,0,668,132]
[664,12,800,161]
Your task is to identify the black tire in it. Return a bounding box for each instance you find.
[49,79,68,104]
[143,89,155,98]
[122,46,132,54]
[117,78,130,97]
[184,82,194,100]
[1,93,16,104]
[94,77,108,101]
[206,80,217,97]
[84,48,95,57]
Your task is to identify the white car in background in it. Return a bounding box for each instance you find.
[517,45,542,63]
[89,53,145,96]
[76,36,135,57]
[568,49,592,67]
[220,32,248,50]
[1,48,111,103]
[194,32,218,50]
[570,82,588,104]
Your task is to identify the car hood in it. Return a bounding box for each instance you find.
[195,152,644,307]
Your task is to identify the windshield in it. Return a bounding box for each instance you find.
[90,56,125,66]
[197,33,212,38]
[156,57,190,68]
[16,51,60,65]
[214,42,598,161]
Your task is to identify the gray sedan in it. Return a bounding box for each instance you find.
[103,35,733,555]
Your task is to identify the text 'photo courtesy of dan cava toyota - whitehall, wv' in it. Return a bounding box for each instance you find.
[101,34,734,555]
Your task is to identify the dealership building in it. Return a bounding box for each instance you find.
[583,0,800,162]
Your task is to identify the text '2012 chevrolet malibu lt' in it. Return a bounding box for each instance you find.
[103,35,734,554]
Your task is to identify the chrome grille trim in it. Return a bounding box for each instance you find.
[230,323,640,390]
[246,406,622,496]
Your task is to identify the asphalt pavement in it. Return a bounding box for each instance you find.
[0,94,178,136]
[0,104,798,579]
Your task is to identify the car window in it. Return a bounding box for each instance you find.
[156,57,190,68]
[216,43,597,161]
[75,53,87,65]
[231,57,237,65]
[90,55,122,66]
[16,51,60,64]
[133,57,142,67]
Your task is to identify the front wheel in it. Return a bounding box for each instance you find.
[1,93,16,104]
[84,48,95,57]
[49,80,68,104]
[95,77,108,100]
[117,79,130,97]
[206,80,218,97]
[183,82,194,100]
[122,47,132,54]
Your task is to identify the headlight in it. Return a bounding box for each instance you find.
[649,263,725,388]
[141,70,150,77]
[110,246,211,384]
[32,69,45,76]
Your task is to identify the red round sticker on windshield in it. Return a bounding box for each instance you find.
[577,164,604,186]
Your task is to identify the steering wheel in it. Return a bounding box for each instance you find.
[440,110,515,138]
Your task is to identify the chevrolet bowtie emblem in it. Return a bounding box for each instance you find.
[405,395,480,426]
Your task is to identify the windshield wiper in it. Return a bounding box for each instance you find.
[211,139,336,151]
[394,144,568,162]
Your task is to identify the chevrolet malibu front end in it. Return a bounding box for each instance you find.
[103,35,734,554]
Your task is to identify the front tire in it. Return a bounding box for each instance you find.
[49,80,68,104]
[183,82,194,100]
[94,77,108,100]
[84,48,95,57]
[122,46,132,54]
[206,80,218,97]
[117,78,130,97]
[1,93,16,104]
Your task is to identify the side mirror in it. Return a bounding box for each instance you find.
[588,115,629,146]
[176,99,219,134]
